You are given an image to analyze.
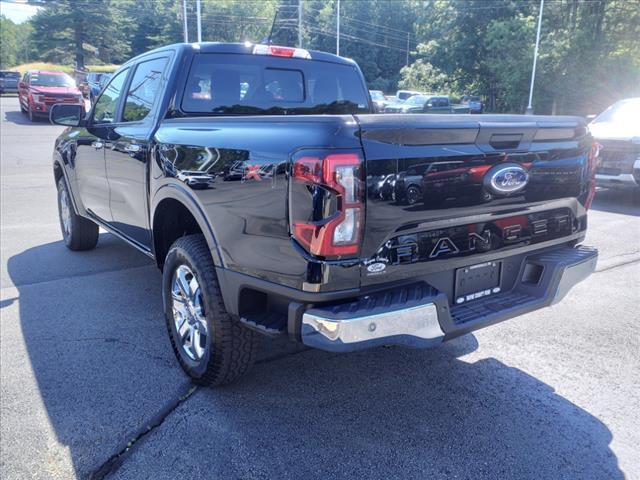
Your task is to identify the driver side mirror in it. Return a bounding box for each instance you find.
[426,103,433,108]
[50,103,85,127]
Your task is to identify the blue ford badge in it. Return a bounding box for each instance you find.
[484,163,529,195]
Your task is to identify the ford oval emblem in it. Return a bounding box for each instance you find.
[367,262,387,273]
[485,163,529,195]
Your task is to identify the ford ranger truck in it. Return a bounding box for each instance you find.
[49,43,599,386]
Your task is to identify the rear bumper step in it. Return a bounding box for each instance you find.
[301,245,597,352]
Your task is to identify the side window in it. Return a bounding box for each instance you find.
[123,57,168,123]
[93,68,129,124]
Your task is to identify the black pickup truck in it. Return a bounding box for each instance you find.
[50,42,598,386]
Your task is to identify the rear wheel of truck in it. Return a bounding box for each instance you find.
[163,234,258,386]
[57,177,99,251]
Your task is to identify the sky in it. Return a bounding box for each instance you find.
[0,1,42,24]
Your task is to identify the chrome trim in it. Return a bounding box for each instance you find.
[552,248,598,304]
[301,302,443,352]
[595,173,638,186]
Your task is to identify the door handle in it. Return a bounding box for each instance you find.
[91,141,104,149]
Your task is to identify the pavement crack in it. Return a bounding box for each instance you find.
[88,382,198,480]
[595,256,640,273]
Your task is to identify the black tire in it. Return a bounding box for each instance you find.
[57,177,99,251]
[406,185,421,205]
[163,234,258,386]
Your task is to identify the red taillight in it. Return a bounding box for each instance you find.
[585,141,600,209]
[290,151,364,258]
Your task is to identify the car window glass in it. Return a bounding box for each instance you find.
[123,57,168,122]
[93,68,128,124]
[263,69,303,102]
[30,73,75,87]
[182,54,368,115]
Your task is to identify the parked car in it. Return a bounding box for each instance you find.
[385,94,470,114]
[369,89,387,112]
[18,70,84,121]
[368,173,395,198]
[87,72,112,104]
[0,71,21,94]
[589,97,640,190]
[50,42,598,386]
[395,89,421,103]
[462,95,483,113]
[393,163,431,204]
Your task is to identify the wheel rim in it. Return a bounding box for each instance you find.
[59,187,72,238]
[407,188,418,205]
[171,265,208,361]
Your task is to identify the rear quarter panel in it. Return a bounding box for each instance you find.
[151,115,362,289]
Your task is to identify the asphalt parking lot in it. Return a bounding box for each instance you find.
[1,95,639,480]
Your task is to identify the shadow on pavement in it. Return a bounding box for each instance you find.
[5,236,623,479]
[3,108,48,125]
[118,341,622,480]
[591,187,640,217]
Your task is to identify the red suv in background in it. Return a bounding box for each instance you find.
[18,71,84,122]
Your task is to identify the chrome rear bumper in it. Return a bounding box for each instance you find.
[301,246,597,353]
[302,302,444,352]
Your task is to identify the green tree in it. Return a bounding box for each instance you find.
[0,15,34,68]
[398,42,451,93]
[29,0,130,68]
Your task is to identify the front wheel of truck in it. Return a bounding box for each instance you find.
[57,177,99,251]
[163,234,258,386]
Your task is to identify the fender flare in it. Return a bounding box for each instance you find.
[151,182,224,267]
[53,155,84,216]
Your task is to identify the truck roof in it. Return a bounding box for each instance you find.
[123,42,358,68]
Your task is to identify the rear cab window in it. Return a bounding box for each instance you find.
[181,53,369,115]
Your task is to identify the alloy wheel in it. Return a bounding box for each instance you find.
[171,265,209,361]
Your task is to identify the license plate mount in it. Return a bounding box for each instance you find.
[454,261,502,304]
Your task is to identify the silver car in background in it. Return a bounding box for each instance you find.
[589,98,640,190]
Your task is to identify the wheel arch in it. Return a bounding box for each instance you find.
[151,184,222,270]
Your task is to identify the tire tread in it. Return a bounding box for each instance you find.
[164,235,258,386]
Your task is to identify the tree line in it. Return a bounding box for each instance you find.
[1,0,638,115]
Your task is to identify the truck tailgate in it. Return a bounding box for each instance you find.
[355,114,593,286]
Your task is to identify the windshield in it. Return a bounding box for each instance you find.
[397,91,417,100]
[30,73,75,88]
[593,98,640,125]
[406,95,427,105]
[0,72,20,79]
[182,54,370,115]
[370,90,384,101]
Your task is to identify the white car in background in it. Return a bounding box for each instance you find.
[589,97,640,190]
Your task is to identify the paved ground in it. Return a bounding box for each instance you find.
[1,95,639,480]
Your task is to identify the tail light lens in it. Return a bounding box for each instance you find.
[585,141,600,209]
[253,44,311,59]
[290,151,364,258]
